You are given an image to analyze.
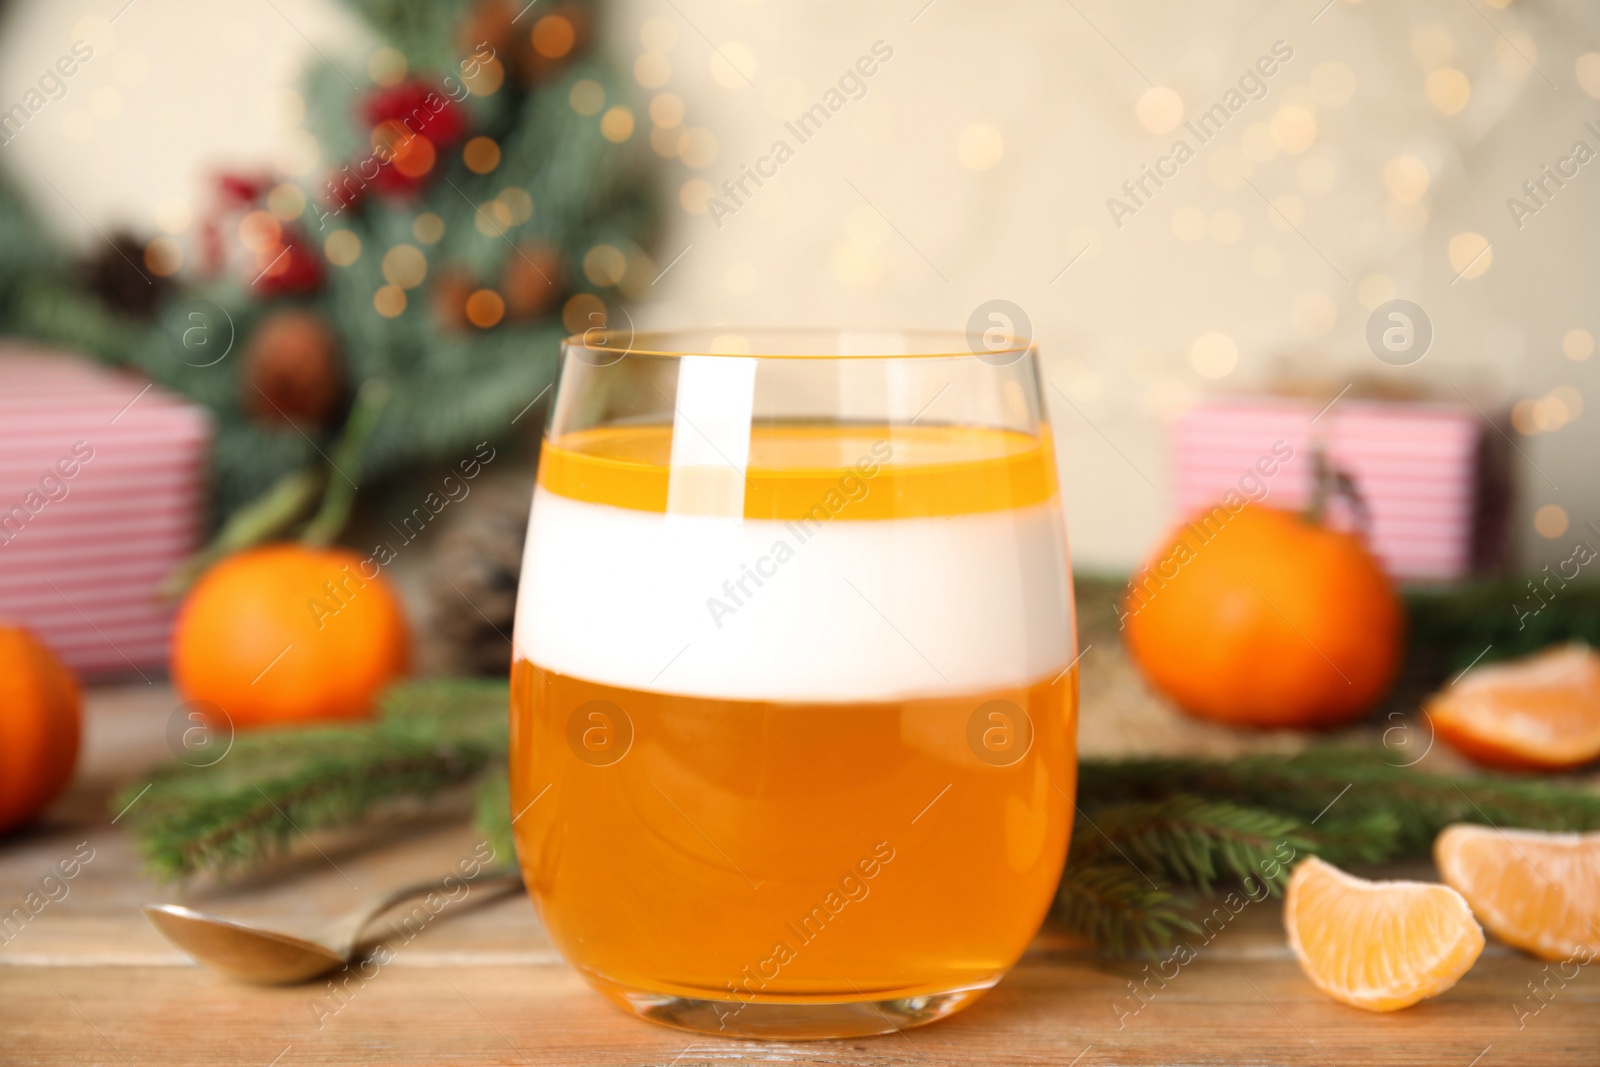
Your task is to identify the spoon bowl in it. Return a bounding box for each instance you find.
[144,868,521,985]
[143,904,346,984]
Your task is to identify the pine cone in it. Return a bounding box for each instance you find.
[85,231,173,319]
[430,268,476,331]
[503,242,564,320]
[241,308,344,427]
[423,476,532,675]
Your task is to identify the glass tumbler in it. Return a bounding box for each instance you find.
[509,329,1078,1039]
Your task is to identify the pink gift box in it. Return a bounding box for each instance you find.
[0,346,210,676]
[1171,396,1496,582]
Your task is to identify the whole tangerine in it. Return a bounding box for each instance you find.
[172,544,409,729]
[1123,504,1401,727]
[0,626,82,835]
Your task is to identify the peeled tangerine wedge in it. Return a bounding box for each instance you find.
[1436,824,1600,962]
[1285,857,1484,1012]
[1427,643,1600,770]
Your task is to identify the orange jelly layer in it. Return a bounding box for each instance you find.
[510,662,1077,1001]
[536,422,1056,519]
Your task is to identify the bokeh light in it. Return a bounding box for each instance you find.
[1448,232,1492,280]
[650,92,685,128]
[381,244,427,289]
[499,188,534,225]
[563,292,606,333]
[466,289,506,328]
[464,137,501,174]
[634,53,671,90]
[679,178,713,214]
[1426,69,1471,116]
[1534,504,1569,540]
[412,213,444,245]
[1135,87,1184,135]
[1270,107,1317,155]
[710,42,757,89]
[374,285,406,317]
[368,47,406,86]
[266,184,305,221]
[532,15,576,60]
[569,80,605,116]
[582,244,627,287]
[325,230,361,266]
[1383,156,1430,203]
[1578,53,1600,98]
[1562,328,1594,362]
[1189,332,1239,379]
[601,106,636,142]
[143,237,182,276]
[957,123,1005,171]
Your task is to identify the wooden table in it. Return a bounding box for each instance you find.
[2,681,1595,1066]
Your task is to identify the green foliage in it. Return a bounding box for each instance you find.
[121,678,1600,964]
[1054,859,1194,957]
[1061,749,1600,954]
[474,767,515,869]
[0,171,63,304]
[1400,580,1600,681]
[1079,748,1600,846]
[7,0,657,531]
[1071,798,1311,894]
[116,679,508,879]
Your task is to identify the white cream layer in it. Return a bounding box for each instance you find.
[512,488,1075,703]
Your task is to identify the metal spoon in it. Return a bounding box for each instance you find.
[143,867,522,984]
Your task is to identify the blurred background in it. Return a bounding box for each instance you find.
[4,8,1600,1047]
[0,0,1595,674]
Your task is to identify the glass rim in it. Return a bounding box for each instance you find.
[561,327,1035,360]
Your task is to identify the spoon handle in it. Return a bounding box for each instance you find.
[322,866,523,956]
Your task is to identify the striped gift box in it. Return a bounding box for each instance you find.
[1171,396,1492,582]
[0,346,209,676]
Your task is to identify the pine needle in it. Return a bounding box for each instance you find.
[115,679,508,880]
[1054,859,1195,957]
[1072,797,1311,894]
[1065,749,1600,953]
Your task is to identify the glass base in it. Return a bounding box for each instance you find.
[589,973,998,1040]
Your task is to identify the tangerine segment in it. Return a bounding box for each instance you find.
[1427,644,1600,770]
[1435,824,1600,962]
[1284,857,1484,1012]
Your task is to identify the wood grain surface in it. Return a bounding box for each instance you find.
[1,674,1595,1067]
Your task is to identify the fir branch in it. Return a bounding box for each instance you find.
[1065,750,1600,953]
[1078,748,1600,853]
[1298,809,1404,867]
[1053,859,1195,957]
[1401,581,1600,680]
[119,678,1600,960]
[117,679,508,879]
[1072,797,1311,894]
